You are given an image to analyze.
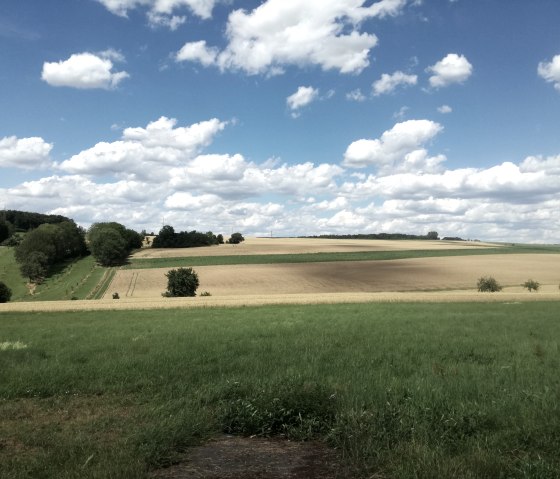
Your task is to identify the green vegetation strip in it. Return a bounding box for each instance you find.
[125,244,560,269]
[1,302,559,478]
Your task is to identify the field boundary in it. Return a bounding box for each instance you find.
[1,291,559,313]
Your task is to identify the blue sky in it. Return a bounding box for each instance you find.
[1,0,559,242]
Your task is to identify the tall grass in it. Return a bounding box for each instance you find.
[1,302,559,478]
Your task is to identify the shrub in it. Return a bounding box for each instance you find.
[163,267,199,297]
[200,291,212,296]
[227,232,245,244]
[0,281,12,303]
[523,280,540,292]
[112,292,120,299]
[477,276,502,292]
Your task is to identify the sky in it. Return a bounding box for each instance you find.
[1,0,560,242]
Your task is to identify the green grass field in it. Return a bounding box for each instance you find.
[124,244,560,269]
[1,302,559,478]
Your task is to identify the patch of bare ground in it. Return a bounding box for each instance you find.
[150,436,349,479]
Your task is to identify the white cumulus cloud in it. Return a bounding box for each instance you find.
[57,116,226,179]
[41,51,129,90]
[427,53,473,88]
[538,54,560,91]
[176,40,219,66]
[343,119,443,171]
[286,86,319,117]
[96,0,217,28]
[0,136,53,169]
[372,70,417,96]
[176,0,409,75]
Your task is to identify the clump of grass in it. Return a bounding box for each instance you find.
[220,380,337,440]
[523,279,540,292]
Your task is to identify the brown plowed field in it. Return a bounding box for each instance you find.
[132,237,501,258]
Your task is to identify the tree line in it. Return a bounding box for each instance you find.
[8,219,142,283]
[303,232,439,241]
[152,226,244,248]
[0,210,71,242]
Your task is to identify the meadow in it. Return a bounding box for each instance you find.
[1,302,559,478]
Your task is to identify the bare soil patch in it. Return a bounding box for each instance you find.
[150,435,348,479]
[132,237,499,259]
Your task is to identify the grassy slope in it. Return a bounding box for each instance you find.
[1,302,559,478]
[125,244,560,269]
[0,247,28,300]
[0,249,106,302]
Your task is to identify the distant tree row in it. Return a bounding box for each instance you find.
[303,232,439,241]
[152,225,224,248]
[15,221,88,282]
[2,210,70,232]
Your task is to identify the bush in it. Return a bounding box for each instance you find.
[523,280,540,292]
[227,232,245,244]
[163,267,199,297]
[0,281,12,303]
[477,276,502,292]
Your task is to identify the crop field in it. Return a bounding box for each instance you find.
[132,237,503,259]
[1,302,559,478]
[104,253,560,301]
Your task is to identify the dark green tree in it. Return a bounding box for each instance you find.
[152,225,176,248]
[0,281,12,303]
[89,228,129,266]
[228,232,245,244]
[0,221,11,243]
[163,267,199,297]
[15,224,58,266]
[19,251,49,283]
[477,276,502,292]
[216,234,224,244]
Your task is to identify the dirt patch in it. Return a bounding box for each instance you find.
[150,435,348,479]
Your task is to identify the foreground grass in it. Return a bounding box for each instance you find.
[125,244,560,269]
[1,302,559,478]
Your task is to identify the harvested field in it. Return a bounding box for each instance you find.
[132,237,500,259]
[107,254,560,298]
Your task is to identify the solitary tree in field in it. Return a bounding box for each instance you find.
[228,232,245,244]
[163,267,199,297]
[477,276,502,292]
